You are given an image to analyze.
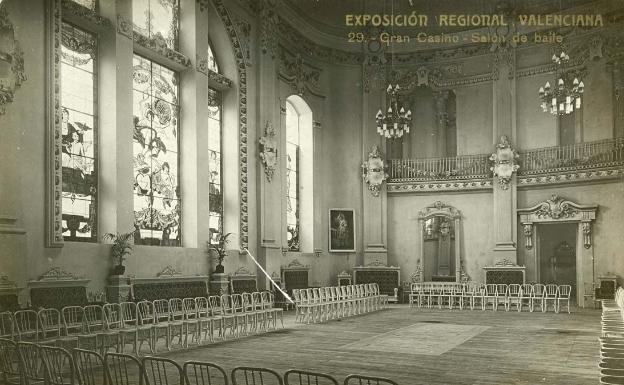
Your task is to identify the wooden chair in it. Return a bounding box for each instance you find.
[141,356,183,385]
[16,341,45,385]
[231,367,283,385]
[167,299,187,349]
[209,296,234,340]
[194,297,218,344]
[72,348,106,385]
[38,308,78,347]
[495,284,508,311]
[284,369,339,385]
[104,352,143,385]
[543,284,558,312]
[263,292,284,330]
[519,284,533,312]
[0,338,20,385]
[62,306,98,351]
[483,284,498,311]
[39,345,77,385]
[343,374,398,385]
[251,292,269,332]
[136,301,156,354]
[532,284,546,312]
[14,310,38,342]
[182,298,202,346]
[0,312,15,340]
[506,284,522,312]
[101,303,122,354]
[183,361,228,385]
[557,285,572,314]
[152,300,173,351]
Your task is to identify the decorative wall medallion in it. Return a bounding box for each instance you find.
[212,0,249,250]
[196,54,208,76]
[116,14,133,40]
[0,6,27,115]
[490,135,519,189]
[279,51,322,97]
[259,121,278,182]
[361,145,388,197]
[157,265,182,277]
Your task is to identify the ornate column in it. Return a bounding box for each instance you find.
[434,90,449,156]
[491,45,518,262]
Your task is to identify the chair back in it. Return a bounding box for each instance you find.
[284,369,338,385]
[105,352,143,385]
[183,361,228,385]
[137,301,155,326]
[533,284,546,297]
[39,345,76,385]
[208,296,224,316]
[484,284,497,296]
[83,305,106,333]
[142,356,183,385]
[521,284,533,297]
[14,310,38,341]
[183,298,199,321]
[102,303,122,331]
[559,285,572,298]
[545,284,558,297]
[168,299,186,322]
[0,337,20,383]
[343,374,398,385]
[261,292,272,310]
[62,306,86,337]
[251,292,263,311]
[17,341,45,385]
[119,302,139,327]
[195,297,210,318]
[38,308,63,341]
[0,312,15,340]
[220,295,234,316]
[496,284,508,296]
[508,284,521,297]
[231,366,283,385]
[153,300,170,324]
[72,348,105,385]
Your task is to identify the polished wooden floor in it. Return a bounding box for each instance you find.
[163,305,601,385]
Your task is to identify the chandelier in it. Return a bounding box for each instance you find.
[538,51,584,115]
[376,84,412,139]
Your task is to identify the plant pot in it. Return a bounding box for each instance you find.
[214,264,225,274]
[112,264,126,276]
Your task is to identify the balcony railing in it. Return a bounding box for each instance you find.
[388,154,491,181]
[518,137,624,175]
[388,138,624,183]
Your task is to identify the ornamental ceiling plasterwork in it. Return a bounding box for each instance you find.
[278,50,323,97]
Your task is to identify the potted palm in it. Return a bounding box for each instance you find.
[103,231,134,276]
[207,232,232,273]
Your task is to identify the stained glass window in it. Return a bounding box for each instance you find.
[132,54,181,246]
[69,0,96,11]
[61,23,98,242]
[133,0,180,50]
[286,101,300,251]
[208,88,223,245]
[208,42,219,73]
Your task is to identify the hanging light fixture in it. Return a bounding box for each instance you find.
[538,51,584,115]
[376,84,412,139]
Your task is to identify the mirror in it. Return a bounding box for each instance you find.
[417,201,462,282]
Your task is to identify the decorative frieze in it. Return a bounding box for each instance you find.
[157,265,182,277]
[279,51,322,97]
[133,32,191,68]
[208,69,234,89]
[61,0,112,28]
[387,180,492,193]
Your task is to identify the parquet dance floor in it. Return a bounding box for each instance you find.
[165,305,601,384]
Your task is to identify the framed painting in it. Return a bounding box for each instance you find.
[329,209,355,252]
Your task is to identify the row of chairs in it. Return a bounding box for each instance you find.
[0,341,399,385]
[292,284,386,324]
[408,283,572,313]
[0,292,284,356]
[599,287,624,384]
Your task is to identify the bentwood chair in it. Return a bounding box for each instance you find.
[264,292,285,329]
[0,312,15,340]
[152,300,173,351]
[532,284,546,312]
[16,341,45,385]
[557,285,572,314]
[343,374,399,385]
[543,284,559,312]
[231,367,283,385]
[284,369,339,385]
[0,338,20,385]
[72,348,106,385]
[39,345,77,385]
[195,297,218,344]
[506,284,522,312]
[101,303,122,354]
[63,306,99,351]
[209,296,235,340]
[167,299,187,349]
[519,284,534,312]
[14,310,39,342]
[183,361,228,385]
[104,352,143,385]
[183,297,202,346]
[141,356,183,385]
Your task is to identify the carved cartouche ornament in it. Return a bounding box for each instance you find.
[490,135,519,189]
[361,145,388,197]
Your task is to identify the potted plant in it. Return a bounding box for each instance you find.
[207,232,232,274]
[103,231,134,276]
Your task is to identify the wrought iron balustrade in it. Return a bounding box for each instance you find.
[518,137,624,175]
[388,154,491,182]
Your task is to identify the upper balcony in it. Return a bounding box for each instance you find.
[387,137,624,193]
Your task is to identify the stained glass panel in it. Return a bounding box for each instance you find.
[208,87,223,245]
[285,101,300,251]
[133,0,179,51]
[61,23,97,242]
[133,54,181,246]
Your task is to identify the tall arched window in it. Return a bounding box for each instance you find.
[285,101,300,251]
[208,42,224,244]
[60,22,98,242]
[284,96,314,252]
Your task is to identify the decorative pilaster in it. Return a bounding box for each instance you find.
[433,90,449,156]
